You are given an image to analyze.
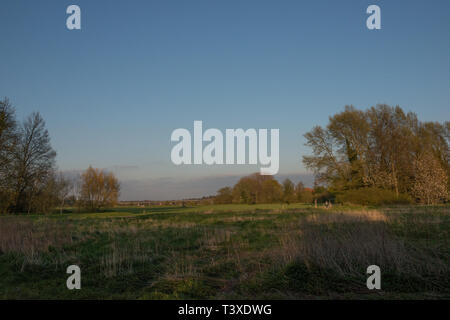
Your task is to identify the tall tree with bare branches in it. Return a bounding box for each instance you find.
[11,112,56,213]
[0,98,18,212]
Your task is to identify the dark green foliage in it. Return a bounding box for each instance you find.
[336,188,413,205]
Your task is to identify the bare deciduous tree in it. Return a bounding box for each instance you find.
[12,112,56,213]
[80,166,120,211]
[56,172,73,214]
[0,98,18,213]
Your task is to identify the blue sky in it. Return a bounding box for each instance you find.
[1,0,449,199]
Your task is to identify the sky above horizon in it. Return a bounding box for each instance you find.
[1,0,450,200]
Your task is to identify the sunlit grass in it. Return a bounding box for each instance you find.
[0,203,448,299]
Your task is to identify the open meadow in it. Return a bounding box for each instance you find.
[0,204,448,299]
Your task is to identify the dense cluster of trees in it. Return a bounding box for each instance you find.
[3,97,448,209]
[303,104,449,205]
[214,105,448,206]
[214,173,312,204]
[0,98,120,213]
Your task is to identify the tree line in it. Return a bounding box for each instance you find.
[302,104,449,205]
[214,173,313,205]
[0,98,120,214]
[214,105,449,206]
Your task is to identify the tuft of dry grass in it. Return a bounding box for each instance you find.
[200,228,234,249]
[0,217,78,271]
[277,210,448,279]
[0,217,74,256]
[100,239,155,278]
[305,209,387,224]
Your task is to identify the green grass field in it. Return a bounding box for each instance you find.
[0,203,448,299]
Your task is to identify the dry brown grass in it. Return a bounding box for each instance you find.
[277,210,449,279]
[200,228,235,249]
[305,209,388,223]
[100,239,155,277]
[1,206,448,298]
[0,217,78,270]
[0,217,74,255]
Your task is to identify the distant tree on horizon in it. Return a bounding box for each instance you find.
[295,181,313,203]
[80,166,120,211]
[282,178,296,204]
[213,173,312,205]
[214,187,233,204]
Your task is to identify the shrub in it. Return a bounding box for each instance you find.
[335,187,412,205]
[297,190,313,204]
